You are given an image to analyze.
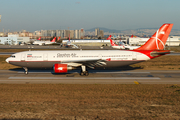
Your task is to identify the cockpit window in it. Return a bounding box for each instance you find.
[10,55,16,58]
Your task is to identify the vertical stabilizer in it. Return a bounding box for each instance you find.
[135,24,173,50]
[51,37,56,42]
[37,37,41,40]
[107,35,119,46]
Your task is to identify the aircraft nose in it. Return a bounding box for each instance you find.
[5,58,9,63]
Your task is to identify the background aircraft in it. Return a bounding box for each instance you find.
[64,34,79,48]
[6,24,173,76]
[33,37,56,45]
[108,35,125,49]
[108,35,140,50]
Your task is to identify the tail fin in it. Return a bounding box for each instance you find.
[58,37,61,41]
[110,39,118,46]
[107,35,118,46]
[135,23,173,50]
[107,35,112,40]
[37,37,41,40]
[51,37,56,42]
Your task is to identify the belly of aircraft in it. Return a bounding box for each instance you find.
[96,60,144,68]
[9,60,144,69]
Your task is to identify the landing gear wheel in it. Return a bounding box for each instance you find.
[80,65,89,76]
[84,71,89,76]
[80,71,84,76]
[80,70,89,76]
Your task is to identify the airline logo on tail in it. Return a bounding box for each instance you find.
[37,37,41,40]
[135,24,173,50]
[107,35,117,46]
[107,35,125,48]
[51,37,56,42]
[153,26,167,50]
[110,39,119,46]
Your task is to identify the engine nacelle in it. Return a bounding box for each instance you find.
[53,64,73,73]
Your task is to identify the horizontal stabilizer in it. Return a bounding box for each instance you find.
[150,50,170,57]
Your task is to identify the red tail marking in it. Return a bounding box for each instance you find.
[37,37,41,40]
[107,35,118,46]
[51,37,56,42]
[58,37,61,41]
[110,39,118,46]
[135,24,173,50]
[106,35,112,40]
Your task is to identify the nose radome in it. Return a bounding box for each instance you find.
[5,58,9,63]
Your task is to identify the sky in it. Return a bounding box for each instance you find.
[0,0,180,32]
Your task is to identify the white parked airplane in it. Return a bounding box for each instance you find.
[65,34,79,48]
[108,35,140,50]
[33,37,56,46]
[6,23,173,76]
[108,35,125,49]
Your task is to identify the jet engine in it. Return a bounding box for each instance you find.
[53,64,73,73]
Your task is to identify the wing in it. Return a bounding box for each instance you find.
[61,59,107,69]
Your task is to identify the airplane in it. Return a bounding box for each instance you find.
[108,35,125,49]
[33,37,56,45]
[28,37,41,45]
[108,35,140,50]
[6,23,173,76]
[64,34,79,48]
[44,37,56,45]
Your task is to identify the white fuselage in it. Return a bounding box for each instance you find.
[6,50,150,69]
[33,41,55,45]
[112,46,125,49]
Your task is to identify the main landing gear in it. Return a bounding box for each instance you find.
[23,67,28,75]
[80,65,89,76]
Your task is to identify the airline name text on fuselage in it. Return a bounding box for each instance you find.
[57,53,77,58]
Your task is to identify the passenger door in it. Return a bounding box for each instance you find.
[21,53,25,61]
[43,53,48,61]
[132,52,137,60]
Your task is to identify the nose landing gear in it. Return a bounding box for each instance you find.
[23,67,28,75]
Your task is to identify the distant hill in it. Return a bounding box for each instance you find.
[86,27,122,33]
[85,27,180,36]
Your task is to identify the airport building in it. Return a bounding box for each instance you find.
[128,36,180,46]
[0,34,30,45]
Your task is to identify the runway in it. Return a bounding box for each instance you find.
[0,69,180,84]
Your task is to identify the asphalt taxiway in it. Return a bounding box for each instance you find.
[0,69,180,84]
